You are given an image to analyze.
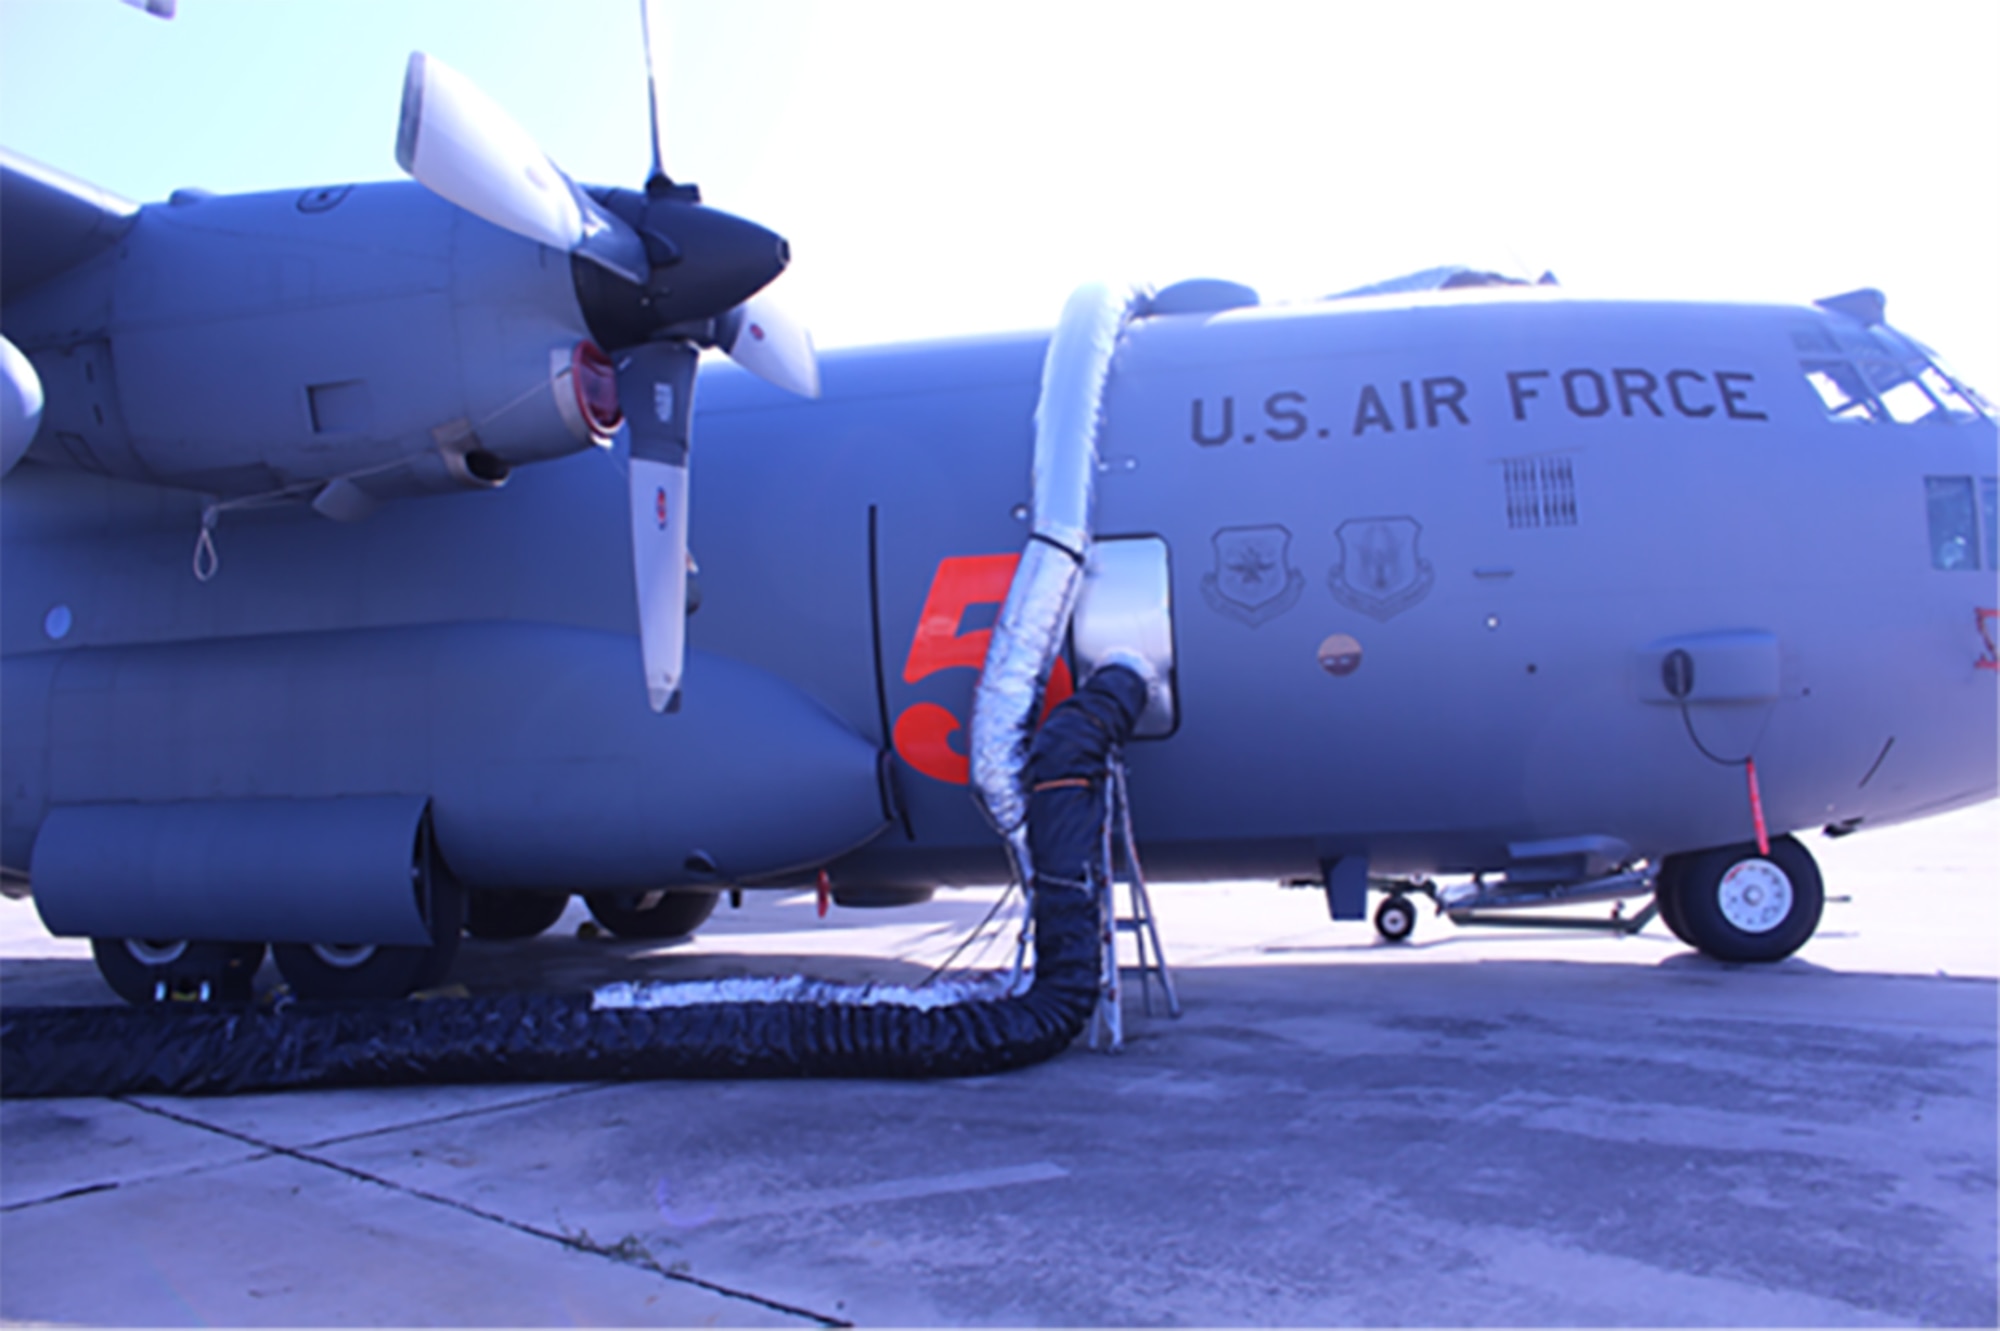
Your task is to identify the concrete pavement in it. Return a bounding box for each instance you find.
[3,803,1993,1325]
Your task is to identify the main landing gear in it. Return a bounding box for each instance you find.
[84,882,731,1008]
[89,877,468,1006]
[583,889,720,939]
[270,934,461,1002]
[271,876,466,1001]
[89,938,266,1006]
[465,891,572,941]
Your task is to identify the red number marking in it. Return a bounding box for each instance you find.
[892,701,975,786]
[903,554,1017,685]
[894,554,1075,785]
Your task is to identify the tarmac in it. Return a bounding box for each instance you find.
[2,802,1994,1326]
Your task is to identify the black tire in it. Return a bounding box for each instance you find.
[274,875,465,1001]
[1374,894,1417,944]
[584,889,719,939]
[832,886,936,909]
[466,891,571,941]
[1661,835,1824,962]
[273,942,428,1002]
[91,938,266,1007]
[1651,860,1697,947]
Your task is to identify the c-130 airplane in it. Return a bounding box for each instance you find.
[1,37,1995,1013]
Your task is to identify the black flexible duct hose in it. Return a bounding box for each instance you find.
[0,667,1150,1098]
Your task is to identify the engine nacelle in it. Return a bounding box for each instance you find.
[3,623,894,904]
[6,181,621,512]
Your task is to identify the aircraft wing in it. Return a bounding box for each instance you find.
[0,149,138,303]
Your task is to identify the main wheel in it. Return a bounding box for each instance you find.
[272,925,464,1000]
[465,891,571,941]
[91,938,266,1007]
[584,889,719,939]
[274,875,465,1001]
[1374,893,1417,944]
[832,886,936,909]
[1658,835,1824,963]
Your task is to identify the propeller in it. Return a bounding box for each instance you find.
[394,49,816,386]
[639,0,671,189]
[1,335,45,478]
[618,340,698,712]
[717,294,821,400]
[396,53,647,284]
[395,19,820,712]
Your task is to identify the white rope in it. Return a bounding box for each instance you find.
[191,505,220,582]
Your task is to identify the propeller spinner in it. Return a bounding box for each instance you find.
[395,47,819,712]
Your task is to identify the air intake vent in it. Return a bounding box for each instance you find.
[1503,456,1576,529]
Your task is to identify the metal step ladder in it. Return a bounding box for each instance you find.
[1087,757,1182,1050]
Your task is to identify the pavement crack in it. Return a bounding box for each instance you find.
[279,1083,607,1152]
[115,1097,850,1326]
[0,1179,119,1212]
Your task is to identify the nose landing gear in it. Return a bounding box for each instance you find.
[1355,835,1824,962]
[1373,893,1419,944]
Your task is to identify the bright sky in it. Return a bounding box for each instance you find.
[2,0,1996,391]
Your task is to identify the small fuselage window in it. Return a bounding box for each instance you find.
[1926,475,2000,573]
[1984,477,1998,572]
[1926,477,1979,570]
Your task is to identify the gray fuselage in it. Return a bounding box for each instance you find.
[3,185,1994,902]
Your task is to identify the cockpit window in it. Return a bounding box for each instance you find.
[1795,321,1988,425]
[1802,360,1877,420]
[1861,358,1941,424]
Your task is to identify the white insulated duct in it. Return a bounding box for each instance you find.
[970,282,1152,874]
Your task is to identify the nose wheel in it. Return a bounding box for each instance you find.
[1374,893,1418,944]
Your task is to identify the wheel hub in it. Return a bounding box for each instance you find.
[127,939,189,966]
[310,943,379,970]
[1717,859,1793,934]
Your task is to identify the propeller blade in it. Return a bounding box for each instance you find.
[617,341,701,712]
[396,52,647,283]
[2,335,45,477]
[639,0,670,188]
[717,294,821,399]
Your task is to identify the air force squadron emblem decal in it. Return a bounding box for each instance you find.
[1328,516,1435,621]
[1202,524,1305,626]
